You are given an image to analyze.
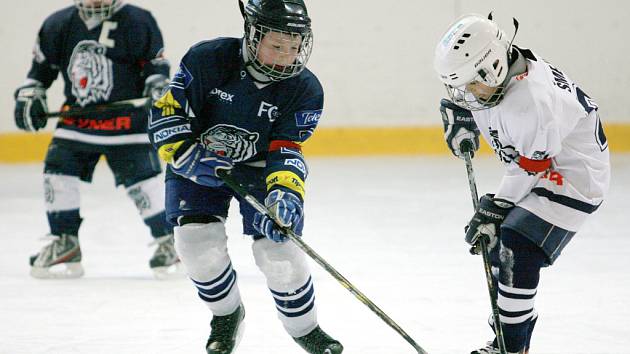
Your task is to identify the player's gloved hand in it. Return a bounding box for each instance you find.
[465,194,514,254]
[143,74,170,103]
[170,142,233,187]
[440,98,480,158]
[253,189,304,243]
[14,82,48,132]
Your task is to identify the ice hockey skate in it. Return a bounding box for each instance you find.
[293,326,344,354]
[148,234,182,279]
[29,234,84,279]
[471,341,526,354]
[206,304,245,354]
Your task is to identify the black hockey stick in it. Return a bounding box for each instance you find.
[461,142,508,354]
[46,97,150,118]
[217,169,429,354]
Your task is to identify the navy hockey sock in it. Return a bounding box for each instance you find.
[496,228,547,353]
[145,211,173,238]
[47,209,82,236]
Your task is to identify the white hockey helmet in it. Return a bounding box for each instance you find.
[434,14,511,110]
[74,0,119,22]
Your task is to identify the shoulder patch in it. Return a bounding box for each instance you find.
[172,62,193,89]
[295,109,322,127]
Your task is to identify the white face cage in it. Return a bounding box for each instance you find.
[444,68,507,111]
[74,0,118,22]
[245,23,313,82]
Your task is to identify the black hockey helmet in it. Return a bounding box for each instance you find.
[239,0,313,81]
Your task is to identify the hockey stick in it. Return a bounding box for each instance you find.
[46,97,150,118]
[461,142,508,354]
[217,169,429,354]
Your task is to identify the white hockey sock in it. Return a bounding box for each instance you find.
[175,223,241,316]
[253,238,317,337]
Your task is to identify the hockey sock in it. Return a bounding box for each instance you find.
[253,238,317,337]
[47,209,82,236]
[175,222,242,316]
[496,228,547,353]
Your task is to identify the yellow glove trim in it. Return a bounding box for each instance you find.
[266,171,306,199]
[158,140,186,164]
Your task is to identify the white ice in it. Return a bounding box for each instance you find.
[1,155,629,354]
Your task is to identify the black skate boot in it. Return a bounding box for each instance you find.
[293,326,343,354]
[29,234,83,279]
[206,305,245,354]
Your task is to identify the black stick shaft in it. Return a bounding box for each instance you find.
[46,98,150,118]
[462,150,508,354]
[218,170,429,354]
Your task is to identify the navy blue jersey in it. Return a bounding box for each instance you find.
[149,37,323,198]
[27,4,169,144]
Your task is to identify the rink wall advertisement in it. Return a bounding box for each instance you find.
[2,0,629,161]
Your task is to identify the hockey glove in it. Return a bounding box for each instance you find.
[465,194,514,254]
[253,189,304,243]
[170,142,233,187]
[143,74,170,103]
[440,98,480,158]
[14,82,48,132]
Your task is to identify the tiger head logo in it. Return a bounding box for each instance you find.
[201,124,260,162]
[68,40,114,107]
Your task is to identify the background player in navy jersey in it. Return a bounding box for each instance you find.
[14,0,178,279]
[148,0,343,353]
[434,14,610,354]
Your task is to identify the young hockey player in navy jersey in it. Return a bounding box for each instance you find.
[434,14,610,354]
[14,0,178,279]
[148,0,342,353]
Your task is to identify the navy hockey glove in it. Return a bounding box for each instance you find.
[465,194,514,254]
[143,74,170,103]
[253,189,304,243]
[440,99,480,158]
[170,142,233,187]
[14,82,48,132]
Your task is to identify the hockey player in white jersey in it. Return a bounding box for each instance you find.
[433,14,610,354]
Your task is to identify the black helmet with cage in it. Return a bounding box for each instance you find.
[239,0,313,82]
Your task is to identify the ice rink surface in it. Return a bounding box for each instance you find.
[1,155,629,354]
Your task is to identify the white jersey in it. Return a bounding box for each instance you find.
[472,48,610,232]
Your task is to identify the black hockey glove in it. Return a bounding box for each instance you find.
[143,74,170,103]
[465,194,514,254]
[14,82,48,132]
[440,99,480,159]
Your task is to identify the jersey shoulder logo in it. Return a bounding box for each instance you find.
[154,90,182,116]
[172,62,193,89]
[68,40,114,107]
[201,124,260,162]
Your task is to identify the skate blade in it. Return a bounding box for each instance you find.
[233,321,245,353]
[152,262,185,280]
[30,262,84,279]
